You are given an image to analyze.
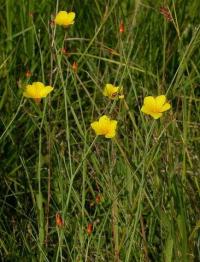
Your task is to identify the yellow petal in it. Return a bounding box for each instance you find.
[33,82,45,89]
[55,11,67,25]
[105,120,117,138]
[23,85,37,98]
[143,96,156,112]
[141,105,151,115]
[39,85,54,97]
[155,95,166,107]
[150,112,162,119]
[91,121,100,134]
[67,12,76,23]
[32,82,43,98]
[98,115,110,124]
[110,120,117,129]
[99,116,110,133]
[144,96,155,105]
[33,82,52,98]
[105,131,116,138]
[103,84,110,96]
[160,102,171,112]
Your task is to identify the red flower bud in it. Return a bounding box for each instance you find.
[25,70,32,78]
[56,212,64,227]
[119,21,125,33]
[72,61,78,73]
[87,223,93,235]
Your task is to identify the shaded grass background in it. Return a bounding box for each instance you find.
[0,0,200,261]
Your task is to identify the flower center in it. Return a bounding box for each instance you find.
[153,104,161,113]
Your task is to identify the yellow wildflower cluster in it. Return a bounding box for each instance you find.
[22,8,171,140]
[90,94,171,138]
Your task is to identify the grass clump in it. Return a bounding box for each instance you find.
[0,0,200,261]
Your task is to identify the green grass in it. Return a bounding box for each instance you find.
[0,0,200,261]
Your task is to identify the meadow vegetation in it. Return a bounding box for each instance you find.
[0,0,200,261]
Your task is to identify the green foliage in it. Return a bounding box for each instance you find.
[0,0,200,261]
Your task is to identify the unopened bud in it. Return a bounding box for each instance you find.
[25,70,32,78]
[119,21,125,33]
[87,223,93,235]
[72,61,78,73]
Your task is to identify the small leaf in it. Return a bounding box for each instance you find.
[164,235,173,262]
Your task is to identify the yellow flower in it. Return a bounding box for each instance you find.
[23,82,53,102]
[91,115,117,138]
[141,95,171,119]
[103,84,124,99]
[54,11,75,27]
